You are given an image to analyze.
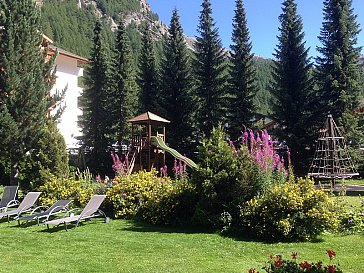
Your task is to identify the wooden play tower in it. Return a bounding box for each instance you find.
[308,114,359,180]
[126,112,170,173]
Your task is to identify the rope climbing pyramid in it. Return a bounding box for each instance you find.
[308,114,359,179]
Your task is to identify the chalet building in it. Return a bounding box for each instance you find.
[43,35,89,148]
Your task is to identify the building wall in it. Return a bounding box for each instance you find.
[51,54,83,148]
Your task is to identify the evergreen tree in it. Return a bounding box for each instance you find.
[194,0,228,136]
[79,20,111,175]
[160,9,194,153]
[228,0,258,140]
[0,0,53,185]
[138,22,160,114]
[316,0,363,163]
[110,22,138,154]
[271,0,315,175]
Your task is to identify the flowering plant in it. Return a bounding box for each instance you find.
[111,152,128,176]
[249,250,343,273]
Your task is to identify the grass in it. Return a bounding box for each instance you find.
[333,195,363,210]
[345,178,364,186]
[0,218,363,273]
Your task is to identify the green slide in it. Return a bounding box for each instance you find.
[150,136,198,169]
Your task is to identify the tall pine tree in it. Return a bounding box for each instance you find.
[0,0,54,185]
[138,22,160,114]
[271,0,315,175]
[316,0,363,164]
[228,0,258,140]
[110,22,138,154]
[194,0,228,137]
[79,20,111,175]
[160,8,194,153]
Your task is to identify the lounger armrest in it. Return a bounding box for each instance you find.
[41,205,69,222]
[6,200,20,209]
[60,207,81,218]
[29,206,49,215]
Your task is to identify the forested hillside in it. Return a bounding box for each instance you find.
[39,0,274,114]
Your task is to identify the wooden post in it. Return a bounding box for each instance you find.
[148,122,151,171]
[163,125,166,166]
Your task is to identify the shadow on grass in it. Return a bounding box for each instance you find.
[120,220,326,244]
[119,219,215,235]
[38,218,106,233]
[221,228,326,244]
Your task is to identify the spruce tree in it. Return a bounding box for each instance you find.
[110,22,138,154]
[79,20,111,175]
[194,0,228,137]
[228,0,258,140]
[271,0,315,175]
[316,0,363,163]
[0,0,53,185]
[138,22,160,114]
[160,9,194,153]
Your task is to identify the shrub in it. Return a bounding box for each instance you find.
[18,119,69,191]
[38,169,99,208]
[140,177,197,225]
[106,169,169,218]
[106,168,197,225]
[241,177,340,241]
[340,209,364,233]
[192,126,289,229]
[249,250,343,273]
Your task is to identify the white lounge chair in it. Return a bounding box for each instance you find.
[45,195,106,231]
[17,199,73,226]
[0,186,19,212]
[0,192,41,222]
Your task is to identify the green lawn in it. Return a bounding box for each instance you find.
[345,179,364,186]
[0,219,363,273]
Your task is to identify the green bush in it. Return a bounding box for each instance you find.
[106,169,168,218]
[38,169,99,208]
[339,203,364,233]
[140,177,197,225]
[18,119,69,191]
[241,177,340,241]
[192,126,251,228]
[192,126,289,229]
[106,169,197,225]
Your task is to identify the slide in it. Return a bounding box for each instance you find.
[150,136,198,169]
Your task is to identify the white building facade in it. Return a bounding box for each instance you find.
[49,45,88,148]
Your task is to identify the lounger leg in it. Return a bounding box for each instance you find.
[17,220,20,226]
[64,222,67,231]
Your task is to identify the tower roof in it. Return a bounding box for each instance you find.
[127,112,170,124]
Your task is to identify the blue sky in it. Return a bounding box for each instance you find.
[148,0,364,58]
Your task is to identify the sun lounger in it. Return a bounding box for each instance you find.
[0,192,41,222]
[45,195,106,231]
[17,199,72,226]
[0,186,19,212]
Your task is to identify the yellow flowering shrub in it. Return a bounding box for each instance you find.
[106,170,162,218]
[241,177,340,241]
[106,169,196,225]
[38,172,96,208]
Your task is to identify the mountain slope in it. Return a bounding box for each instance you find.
[39,0,275,114]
